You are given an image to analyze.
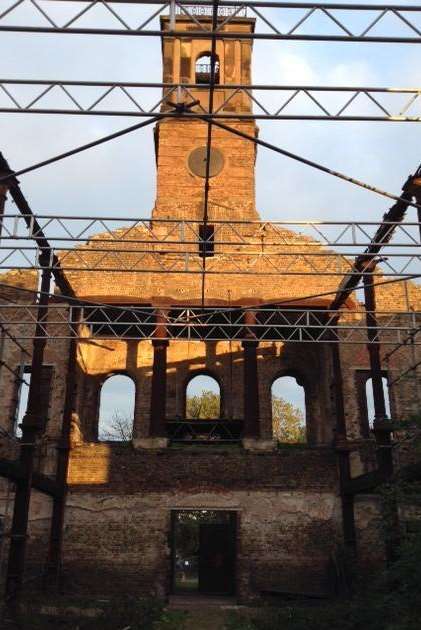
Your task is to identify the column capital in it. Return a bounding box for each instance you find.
[153,307,169,342]
[242,326,260,440]
[152,338,169,348]
[242,308,258,344]
[149,324,169,441]
[241,338,258,348]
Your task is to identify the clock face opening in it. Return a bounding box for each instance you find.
[188,147,224,178]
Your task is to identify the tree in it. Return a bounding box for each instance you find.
[186,390,220,419]
[272,395,306,443]
[100,411,133,441]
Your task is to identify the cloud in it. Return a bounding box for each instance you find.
[0,5,419,283]
[277,52,316,84]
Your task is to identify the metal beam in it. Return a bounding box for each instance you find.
[0,303,419,344]
[5,265,52,602]
[1,81,420,122]
[47,308,79,581]
[0,154,75,299]
[331,340,356,562]
[330,171,421,311]
[2,0,421,43]
[1,215,420,247]
[363,265,395,527]
[0,459,60,497]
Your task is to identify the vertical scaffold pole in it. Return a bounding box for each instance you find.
[242,310,260,440]
[363,264,393,477]
[5,260,51,602]
[331,339,356,559]
[363,263,399,562]
[0,174,7,243]
[150,309,169,439]
[46,307,80,583]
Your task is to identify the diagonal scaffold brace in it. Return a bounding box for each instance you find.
[0,153,76,604]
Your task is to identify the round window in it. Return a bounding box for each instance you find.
[188,146,224,178]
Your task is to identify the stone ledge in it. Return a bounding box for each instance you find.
[132,437,169,450]
[242,438,277,452]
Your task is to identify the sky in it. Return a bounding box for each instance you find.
[98,373,306,437]
[1,1,420,430]
[1,1,420,224]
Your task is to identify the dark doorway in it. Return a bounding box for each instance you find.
[171,510,236,596]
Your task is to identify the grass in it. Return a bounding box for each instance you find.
[0,597,175,630]
[0,605,187,630]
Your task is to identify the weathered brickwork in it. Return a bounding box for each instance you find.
[73,339,335,443]
[61,488,342,601]
[0,13,419,602]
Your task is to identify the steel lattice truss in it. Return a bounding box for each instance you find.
[0,303,420,344]
[1,0,421,606]
[0,1,420,345]
[2,0,421,43]
[1,81,421,122]
[0,214,420,277]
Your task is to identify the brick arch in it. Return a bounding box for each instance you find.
[262,344,331,445]
[183,369,223,419]
[98,369,137,387]
[355,369,391,438]
[270,371,308,444]
[195,50,220,63]
[270,368,308,391]
[97,372,136,442]
[195,52,220,84]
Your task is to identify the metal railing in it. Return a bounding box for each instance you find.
[166,418,244,442]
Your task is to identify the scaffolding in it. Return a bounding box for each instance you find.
[0,0,420,604]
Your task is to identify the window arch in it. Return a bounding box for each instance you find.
[271,375,307,443]
[13,364,53,438]
[185,373,221,419]
[365,376,391,429]
[356,370,390,437]
[98,374,135,441]
[195,53,220,84]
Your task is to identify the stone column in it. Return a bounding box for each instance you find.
[136,309,169,449]
[242,309,274,451]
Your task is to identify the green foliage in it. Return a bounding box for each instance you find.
[97,597,164,629]
[154,609,187,629]
[11,597,165,630]
[226,535,421,630]
[186,390,220,419]
[225,610,256,630]
[272,396,306,444]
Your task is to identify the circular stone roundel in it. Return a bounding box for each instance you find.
[188,146,224,178]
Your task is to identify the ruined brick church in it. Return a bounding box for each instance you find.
[0,12,420,602]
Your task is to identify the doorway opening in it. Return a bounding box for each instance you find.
[171,510,237,596]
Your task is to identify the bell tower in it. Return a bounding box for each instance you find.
[152,11,259,222]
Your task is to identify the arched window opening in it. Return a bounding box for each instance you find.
[365,376,391,429]
[13,364,53,438]
[186,374,220,419]
[98,374,135,441]
[14,368,30,439]
[271,376,306,443]
[195,54,220,85]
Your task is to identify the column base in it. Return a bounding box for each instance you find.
[133,437,169,450]
[242,438,277,452]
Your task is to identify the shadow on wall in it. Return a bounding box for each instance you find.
[65,339,335,486]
